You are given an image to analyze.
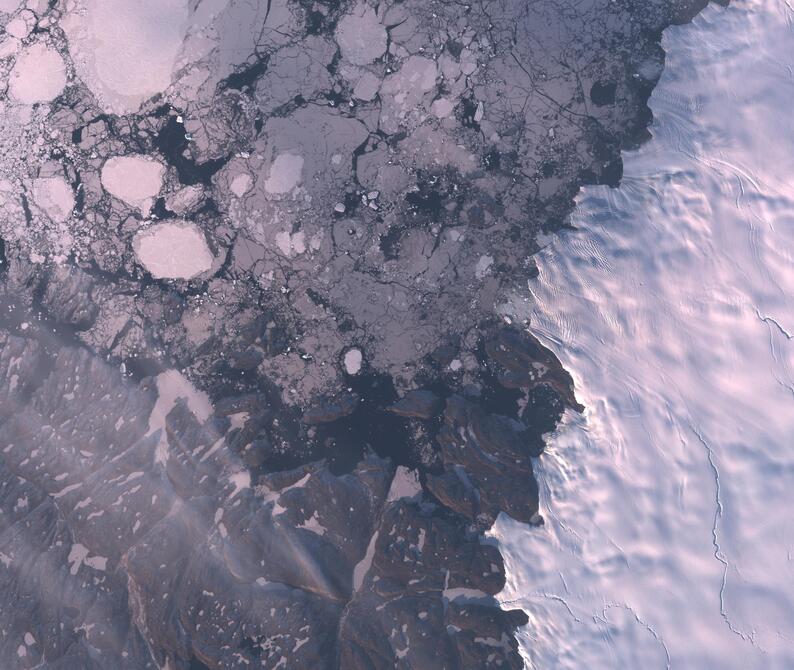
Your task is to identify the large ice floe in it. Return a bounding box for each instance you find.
[61,0,190,114]
[100,155,166,214]
[133,221,214,279]
[7,42,66,104]
[494,1,794,668]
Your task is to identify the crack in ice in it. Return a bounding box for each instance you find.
[689,423,759,648]
[596,602,671,669]
[755,308,793,339]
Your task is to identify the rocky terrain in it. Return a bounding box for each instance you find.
[0,0,719,667]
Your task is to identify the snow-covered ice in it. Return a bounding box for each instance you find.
[31,176,74,223]
[335,4,387,66]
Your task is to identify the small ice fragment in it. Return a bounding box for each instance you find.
[431,97,456,118]
[230,173,253,198]
[344,348,363,375]
[475,255,494,279]
[335,4,387,66]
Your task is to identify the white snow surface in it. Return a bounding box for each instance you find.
[386,466,422,503]
[148,370,213,465]
[494,2,794,668]
[0,0,21,14]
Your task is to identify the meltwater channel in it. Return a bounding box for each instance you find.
[493,1,794,668]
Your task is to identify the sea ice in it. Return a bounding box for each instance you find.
[264,153,304,195]
[343,348,363,375]
[101,155,165,214]
[335,4,387,66]
[8,42,66,104]
[133,221,213,280]
[31,176,74,222]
